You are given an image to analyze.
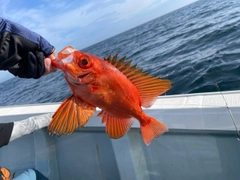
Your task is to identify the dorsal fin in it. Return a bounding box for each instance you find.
[104,54,172,108]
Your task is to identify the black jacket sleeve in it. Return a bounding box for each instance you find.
[0,17,55,79]
[0,122,13,148]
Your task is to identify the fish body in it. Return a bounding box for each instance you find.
[49,46,172,145]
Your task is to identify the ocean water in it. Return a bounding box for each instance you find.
[1,0,240,106]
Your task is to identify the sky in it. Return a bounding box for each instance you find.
[0,0,198,83]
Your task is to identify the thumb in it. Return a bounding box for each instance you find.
[44,58,57,75]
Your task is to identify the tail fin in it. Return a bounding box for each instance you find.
[140,116,168,145]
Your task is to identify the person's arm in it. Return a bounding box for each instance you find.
[0,17,55,78]
[9,113,53,142]
[0,113,53,148]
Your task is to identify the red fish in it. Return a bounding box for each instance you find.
[49,46,172,145]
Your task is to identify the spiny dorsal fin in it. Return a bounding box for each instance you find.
[104,54,172,108]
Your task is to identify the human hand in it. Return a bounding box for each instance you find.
[43,50,57,76]
[0,17,56,79]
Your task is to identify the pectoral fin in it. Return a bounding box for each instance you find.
[48,95,96,135]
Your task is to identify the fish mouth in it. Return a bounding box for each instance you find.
[72,82,82,86]
[78,73,89,79]
[65,72,90,86]
[65,72,81,86]
[69,73,90,86]
[51,59,62,69]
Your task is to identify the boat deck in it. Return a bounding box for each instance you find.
[0,91,240,180]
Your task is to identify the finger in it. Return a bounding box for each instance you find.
[47,50,56,60]
[44,58,57,75]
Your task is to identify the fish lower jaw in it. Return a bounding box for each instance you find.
[67,77,82,86]
[78,73,89,79]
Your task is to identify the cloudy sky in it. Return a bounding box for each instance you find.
[0,0,197,82]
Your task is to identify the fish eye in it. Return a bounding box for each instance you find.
[78,56,92,68]
[81,59,88,65]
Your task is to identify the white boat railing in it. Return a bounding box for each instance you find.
[1,90,240,131]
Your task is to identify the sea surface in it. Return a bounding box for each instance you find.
[1,0,240,106]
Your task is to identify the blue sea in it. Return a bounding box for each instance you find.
[1,0,240,106]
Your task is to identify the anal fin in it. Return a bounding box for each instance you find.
[101,111,133,139]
